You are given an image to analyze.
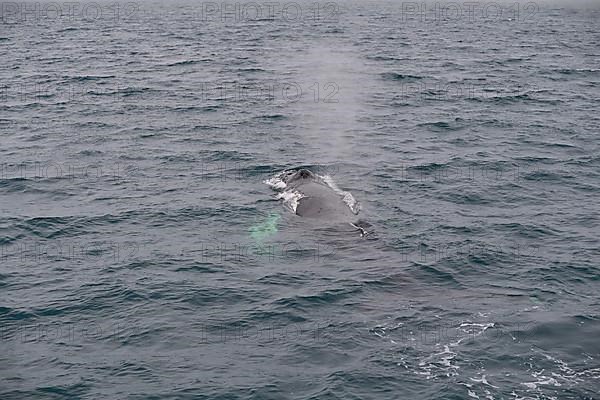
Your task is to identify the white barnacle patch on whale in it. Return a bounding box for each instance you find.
[264,170,305,212]
[264,173,287,191]
[321,174,360,215]
[276,189,305,213]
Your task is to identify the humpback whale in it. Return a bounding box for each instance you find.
[268,168,370,236]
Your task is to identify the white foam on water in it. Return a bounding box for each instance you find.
[465,374,502,400]
[371,316,500,384]
[522,349,600,392]
[521,374,561,390]
[417,344,460,379]
[470,374,499,389]
[452,322,495,346]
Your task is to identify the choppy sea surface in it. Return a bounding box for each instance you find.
[1,1,599,399]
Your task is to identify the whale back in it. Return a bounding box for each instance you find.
[293,178,356,220]
[265,168,371,236]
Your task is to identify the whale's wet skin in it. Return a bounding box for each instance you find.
[266,168,370,236]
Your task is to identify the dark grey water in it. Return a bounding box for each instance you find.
[1,1,599,398]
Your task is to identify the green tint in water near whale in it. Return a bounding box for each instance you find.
[249,213,280,243]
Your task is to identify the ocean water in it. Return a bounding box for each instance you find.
[1,1,599,399]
